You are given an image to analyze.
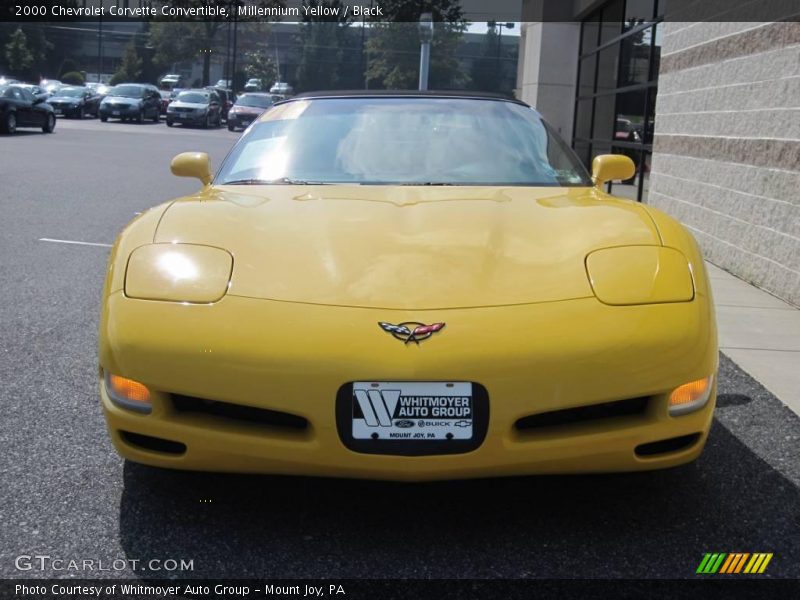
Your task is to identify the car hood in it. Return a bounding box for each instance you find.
[153,185,662,309]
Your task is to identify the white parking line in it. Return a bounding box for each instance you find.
[39,238,112,248]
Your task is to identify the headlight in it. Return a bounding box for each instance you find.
[669,375,714,415]
[124,243,233,303]
[585,246,694,305]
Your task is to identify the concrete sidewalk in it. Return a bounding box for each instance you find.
[707,261,800,416]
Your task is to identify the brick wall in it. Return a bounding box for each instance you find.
[648,20,800,306]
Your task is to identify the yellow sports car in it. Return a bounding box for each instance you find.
[99,92,717,481]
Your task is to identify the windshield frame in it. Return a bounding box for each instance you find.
[214,96,594,188]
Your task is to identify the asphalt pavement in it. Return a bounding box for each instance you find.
[0,117,798,580]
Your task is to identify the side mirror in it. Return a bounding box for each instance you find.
[171,152,212,186]
[591,154,635,188]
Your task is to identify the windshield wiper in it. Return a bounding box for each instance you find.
[222,177,328,185]
[396,182,457,186]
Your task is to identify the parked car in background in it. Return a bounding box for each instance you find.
[166,89,222,128]
[0,84,56,134]
[99,83,161,123]
[0,76,20,85]
[269,81,293,96]
[159,74,187,90]
[86,82,112,98]
[205,86,234,121]
[215,79,232,89]
[17,83,50,101]
[227,93,273,131]
[615,118,641,143]
[40,79,62,94]
[47,86,102,119]
[244,78,263,92]
[159,90,172,115]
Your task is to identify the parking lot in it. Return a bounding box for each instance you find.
[0,117,798,579]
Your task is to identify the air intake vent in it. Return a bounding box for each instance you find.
[171,394,309,431]
[635,433,701,457]
[120,431,186,455]
[515,396,649,431]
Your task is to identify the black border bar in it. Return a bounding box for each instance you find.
[1,0,799,24]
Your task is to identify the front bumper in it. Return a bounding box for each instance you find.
[227,113,259,128]
[99,293,717,481]
[100,105,139,119]
[50,103,80,117]
[167,111,206,125]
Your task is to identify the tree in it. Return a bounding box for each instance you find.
[4,28,34,77]
[365,1,468,90]
[59,58,78,78]
[244,50,277,87]
[110,41,143,85]
[294,1,355,92]
[150,1,283,87]
[470,25,499,92]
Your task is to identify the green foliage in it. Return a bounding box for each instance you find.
[470,26,498,93]
[365,0,468,90]
[294,1,356,92]
[244,51,277,88]
[111,41,144,84]
[4,28,34,76]
[60,71,85,86]
[59,58,78,78]
[3,25,53,80]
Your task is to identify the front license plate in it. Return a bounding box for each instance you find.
[112,110,120,116]
[352,381,473,441]
[54,110,63,115]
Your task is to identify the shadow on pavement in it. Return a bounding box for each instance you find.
[118,419,800,578]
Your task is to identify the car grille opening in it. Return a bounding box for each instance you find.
[120,431,186,455]
[635,433,701,457]
[170,394,309,431]
[515,396,649,431]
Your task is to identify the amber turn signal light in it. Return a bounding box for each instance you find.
[669,375,713,416]
[106,373,152,413]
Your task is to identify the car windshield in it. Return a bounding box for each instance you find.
[58,88,85,97]
[216,97,592,186]
[236,95,272,108]
[109,85,144,98]
[177,92,209,103]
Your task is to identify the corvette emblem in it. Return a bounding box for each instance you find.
[378,321,446,345]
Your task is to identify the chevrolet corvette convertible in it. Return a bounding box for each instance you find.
[99,91,717,480]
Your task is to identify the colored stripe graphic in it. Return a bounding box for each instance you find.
[699,553,773,575]
[744,553,773,574]
[720,553,749,574]
[719,554,735,573]
[697,553,726,574]
[758,554,773,573]
[733,553,750,573]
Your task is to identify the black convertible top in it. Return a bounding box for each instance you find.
[290,89,527,105]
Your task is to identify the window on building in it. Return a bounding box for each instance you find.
[573,0,665,201]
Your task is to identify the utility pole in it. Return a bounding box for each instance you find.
[418,13,433,91]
